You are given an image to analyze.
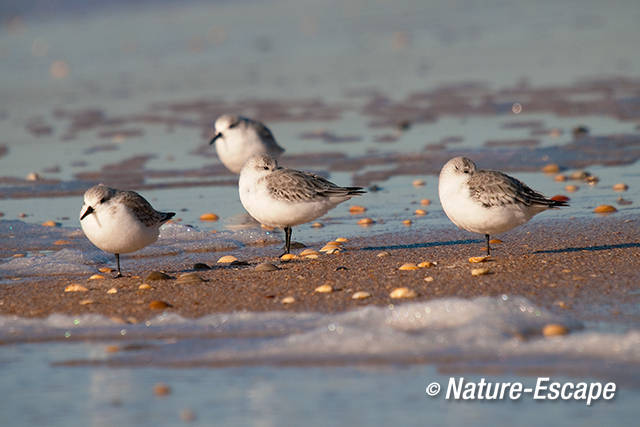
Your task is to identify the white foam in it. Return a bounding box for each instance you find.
[0,221,280,279]
[1,296,638,367]
[0,248,109,276]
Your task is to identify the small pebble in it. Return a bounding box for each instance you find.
[471,268,491,276]
[261,224,274,231]
[299,249,319,256]
[351,291,371,300]
[397,119,411,131]
[541,164,560,173]
[585,176,599,185]
[193,263,211,270]
[593,205,617,214]
[489,238,502,244]
[176,272,204,284]
[12,253,25,258]
[617,197,632,206]
[553,300,568,309]
[138,283,152,290]
[572,125,589,138]
[553,174,567,182]
[390,287,417,299]
[424,276,434,282]
[469,256,491,263]
[180,409,197,423]
[564,184,579,192]
[145,271,172,281]
[304,254,319,259]
[399,263,419,271]
[88,274,105,280]
[65,284,88,292]
[217,255,238,264]
[255,262,279,272]
[311,222,324,228]
[199,213,219,221]
[26,172,41,181]
[280,253,296,262]
[420,199,431,206]
[41,220,60,227]
[79,299,94,305]
[550,128,562,137]
[349,205,367,214]
[335,237,348,243]
[281,296,295,304]
[53,240,71,245]
[357,218,375,226]
[106,287,117,294]
[377,251,390,257]
[414,209,427,216]
[154,383,171,396]
[412,179,426,187]
[99,267,114,273]
[542,323,569,337]
[402,219,412,226]
[418,261,435,268]
[105,345,120,353]
[613,183,628,192]
[314,284,333,293]
[569,170,589,180]
[319,244,336,252]
[149,300,171,310]
[323,247,342,254]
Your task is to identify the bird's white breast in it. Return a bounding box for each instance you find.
[438,173,534,235]
[239,173,340,227]
[80,202,160,254]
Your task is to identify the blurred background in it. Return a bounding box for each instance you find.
[3,0,640,105]
[1,0,639,227]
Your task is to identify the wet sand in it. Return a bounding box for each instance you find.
[1,216,638,323]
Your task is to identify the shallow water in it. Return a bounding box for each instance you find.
[1,0,640,425]
[1,296,639,426]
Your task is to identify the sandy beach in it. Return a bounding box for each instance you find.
[1,215,637,324]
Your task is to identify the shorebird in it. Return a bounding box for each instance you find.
[210,114,285,174]
[438,156,568,255]
[239,154,365,255]
[79,184,175,277]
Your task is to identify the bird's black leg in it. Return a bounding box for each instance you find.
[285,226,292,254]
[114,253,123,278]
[485,234,491,256]
[280,226,292,256]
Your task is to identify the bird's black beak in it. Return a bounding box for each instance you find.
[209,133,222,145]
[80,206,94,220]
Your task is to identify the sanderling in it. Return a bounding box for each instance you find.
[210,114,285,174]
[79,184,175,277]
[438,156,567,255]
[239,154,365,255]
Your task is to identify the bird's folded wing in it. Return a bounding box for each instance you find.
[469,171,555,208]
[119,191,170,226]
[266,170,361,202]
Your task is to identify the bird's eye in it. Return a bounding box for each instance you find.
[263,166,269,170]
[229,121,239,129]
[463,169,469,174]
[99,197,106,203]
